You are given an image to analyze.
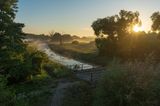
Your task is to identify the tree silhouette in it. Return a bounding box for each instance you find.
[51,32,63,45]
[116,10,141,39]
[91,10,141,56]
[92,10,141,40]
[0,0,25,70]
[151,12,160,31]
[62,34,73,42]
[0,0,44,83]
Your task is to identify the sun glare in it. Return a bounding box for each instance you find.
[133,25,144,32]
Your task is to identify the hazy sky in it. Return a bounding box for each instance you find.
[15,0,160,36]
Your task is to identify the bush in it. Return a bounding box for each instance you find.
[62,81,92,106]
[13,76,56,106]
[94,58,160,106]
[6,49,46,84]
[43,62,72,78]
[94,32,160,61]
[72,40,79,45]
[0,75,15,106]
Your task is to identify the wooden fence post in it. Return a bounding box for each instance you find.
[81,64,83,71]
[91,72,93,82]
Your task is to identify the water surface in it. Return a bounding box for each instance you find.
[35,41,94,70]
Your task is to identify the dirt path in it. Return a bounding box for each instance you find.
[50,70,105,106]
[50,79,76,106]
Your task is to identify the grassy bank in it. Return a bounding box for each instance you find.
[0,46,73,106]
[12,73,56,106]
[94,58,160,106]
[10,63,73,106]
[48,42,109,66]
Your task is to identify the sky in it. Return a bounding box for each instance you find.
[15,0,160,36]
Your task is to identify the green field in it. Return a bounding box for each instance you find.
[59,42,97,54]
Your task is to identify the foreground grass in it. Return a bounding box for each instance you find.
[0,56,74,106]
[11,71,56,106]
[94,58,160,106]
[12,60,74,106]
[62,81,92,106]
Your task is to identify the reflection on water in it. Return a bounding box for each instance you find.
[36,41,94,70]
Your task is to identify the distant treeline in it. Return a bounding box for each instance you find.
[25,33,94,43]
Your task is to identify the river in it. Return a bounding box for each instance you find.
[32,40,94,70]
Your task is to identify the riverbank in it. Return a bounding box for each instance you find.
[48,42,109,66]
[27,40,102,106]
[6,41,77,106]
[30,40,95,70]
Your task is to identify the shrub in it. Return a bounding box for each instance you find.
[43,62,72,78]
[30,50,46,76]
[94,31,160,61]
[94,58,160,106]
[6,49,46,84]
[0,75,15,106]
[13,76,56,106]
[72,40,79,45]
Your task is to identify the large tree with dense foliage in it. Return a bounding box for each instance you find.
[0,0,26,81]
[92,10,141,40]
[91,10,160,59]
[0,0,44,83]
[91,10,141,57]
[0,0,25,50]
[51,32,63,44]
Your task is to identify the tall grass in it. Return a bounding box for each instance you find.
[62,81,92,106]
[94,56,160,106]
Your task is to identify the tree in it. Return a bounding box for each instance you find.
[92,15,117,39]
[49,30,55,36]
[116,10,140,39]
[62,34,73,42]
[92,10,140,40]
[91,10,141,56]
[51,32,62,45]
[0,0,25,49]
[0,0,43,83]
[151,12,160,31]
[0,0,25,73]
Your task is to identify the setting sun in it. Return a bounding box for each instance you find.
[133,25,144,32]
